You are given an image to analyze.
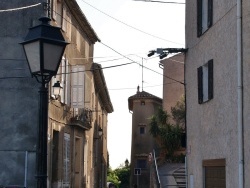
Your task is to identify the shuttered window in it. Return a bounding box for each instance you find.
[63,133,71,187]
[197,0,213,37]
[71,65,85,108]
[203,159,226,188]
[197,59,213,104]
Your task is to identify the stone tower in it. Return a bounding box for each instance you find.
[128,87,162,188]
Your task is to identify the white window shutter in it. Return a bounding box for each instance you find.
[65,60,70,105]
[52,0,57,20]
[71,65,85,108]
[60,58,65,103]
[62,6,67,31]
[84,74,92,109]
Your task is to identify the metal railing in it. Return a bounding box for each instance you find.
[150,149,161,188]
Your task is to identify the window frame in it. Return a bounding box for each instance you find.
[197,0,213,37]
[203,159,226,188]
[197,59,213,104]
[63,133,71,187]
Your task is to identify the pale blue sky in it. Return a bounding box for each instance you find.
[76,0,185,169]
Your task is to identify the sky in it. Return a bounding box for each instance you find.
[76,0,185,169]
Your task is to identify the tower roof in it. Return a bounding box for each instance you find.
[128,87,162,111]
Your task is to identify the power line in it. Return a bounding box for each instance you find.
[0,3,41,12]
[108,81,182,91]
[100,41,184,85]
[79,0,184,45]
[133,0,185,4]
[0,6,184,85]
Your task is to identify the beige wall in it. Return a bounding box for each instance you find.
[162,53,184,114]
[47,0,110,188]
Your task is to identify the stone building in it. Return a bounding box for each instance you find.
[185,0,250,187]
[128,87,162,188]
[0,0,113,187]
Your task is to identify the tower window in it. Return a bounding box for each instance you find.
[141,101,145,105]
[139,127,145,134]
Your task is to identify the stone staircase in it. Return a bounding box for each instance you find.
[173,167,186,188]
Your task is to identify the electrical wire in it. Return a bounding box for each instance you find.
[79,0,184,45]
[0,5,184,85]
[100,41,184,85]
[0,3,42,12]
[109,81,182,91]
[133,0,185,4]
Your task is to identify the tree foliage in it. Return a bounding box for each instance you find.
[149,96,185,157]
[171,95,185,126]
[107,159,130,188]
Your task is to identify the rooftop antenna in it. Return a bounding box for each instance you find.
[142,57,144,91]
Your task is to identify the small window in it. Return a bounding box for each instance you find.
[197,59,213,104]
[141,101,145,105]
[137,159,147,169]
[197,0,213,37]
[203,159,226,188]
[139,127,145,134]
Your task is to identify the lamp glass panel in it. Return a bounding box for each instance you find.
[24,41,40,73]
[43,43,64,73]
[98,129,103,136]
[53,86,60,96]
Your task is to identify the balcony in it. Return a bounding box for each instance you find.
[70,108,92,130]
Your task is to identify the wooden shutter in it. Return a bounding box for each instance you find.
[197,66,203,104]
[71,65,85,108]
[207,0,213,28]
[197,0,202,37]
[208,59,213,100]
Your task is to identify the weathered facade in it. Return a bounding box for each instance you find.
[0,0,113,187]
[161,53,185,114]
[185,0,250,187]
[128,87,162,188]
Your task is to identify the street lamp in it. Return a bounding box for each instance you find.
[52,81,63,99]
[98,127,103,137]
[148,48,188,59]
[21,17,68,188]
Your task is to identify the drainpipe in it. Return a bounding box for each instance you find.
[237,0,244,188]
[24,151,28,188]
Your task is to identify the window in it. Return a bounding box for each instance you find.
[197,59,213,104]
[203,159,226,188]
[139,127,145,134]
[138,124,146,135]
[76,29,80,51]
[137,159,147,169]
[71,65,85,108]
[52,130,59,182]
[52,0,63,26]
[62,6,67,32]
[141,100,145,105]
[197,0,213,37]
